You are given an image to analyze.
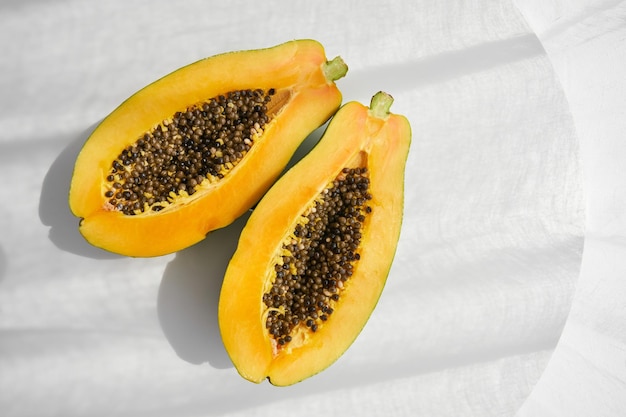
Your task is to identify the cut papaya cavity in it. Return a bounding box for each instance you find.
[218,91,412,386]
[69,39,348,257]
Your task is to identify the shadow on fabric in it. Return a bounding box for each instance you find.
[157,212,252,369]
[340,34,544,99]
[38,122,122,260]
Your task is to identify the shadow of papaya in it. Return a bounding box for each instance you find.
[157,211,252,368]
[38,122,122,260]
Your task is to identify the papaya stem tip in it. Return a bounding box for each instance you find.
[322,56,348,82]
[369,91,394,119]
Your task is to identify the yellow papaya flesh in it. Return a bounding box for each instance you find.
[218,92,412,386]
[69,39,347,257]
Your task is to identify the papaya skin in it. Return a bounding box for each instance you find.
[69,40,347,257]
[218,92,412,386]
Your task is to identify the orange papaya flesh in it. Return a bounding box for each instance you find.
[69,39,347,257]
[218,92,412,386]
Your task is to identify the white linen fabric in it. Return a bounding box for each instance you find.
[514,1,626,416]
[0,0,595,416]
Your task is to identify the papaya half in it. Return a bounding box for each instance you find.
[69,39,348,257]
[218,92,411,386]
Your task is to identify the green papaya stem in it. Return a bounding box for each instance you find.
[369,91,394,119]
[322,56,348,81]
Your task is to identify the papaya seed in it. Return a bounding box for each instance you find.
[262,167,372,347]
[103,89,275,215]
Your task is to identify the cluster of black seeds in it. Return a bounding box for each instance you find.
[104,88,275,215]
[263,167,372,346]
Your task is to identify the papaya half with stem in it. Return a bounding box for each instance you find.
[218,91,412,386]
[69,39,348,257]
